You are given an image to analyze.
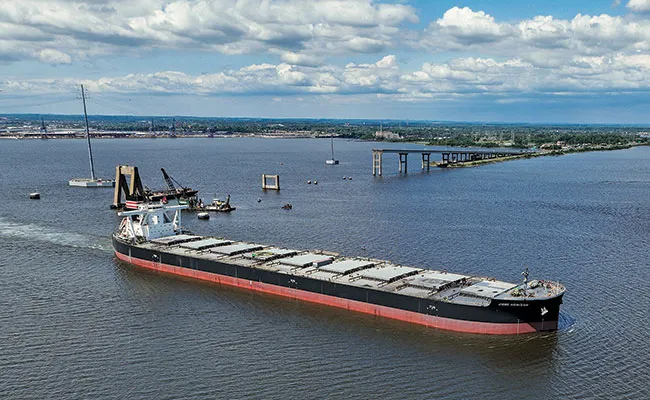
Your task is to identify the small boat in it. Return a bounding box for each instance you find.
[69,178,115,188]
[325,136,339,165]
[197,212,210,220]
[198,195,235,212]
[68,84,115,188]
[29,192,40,199]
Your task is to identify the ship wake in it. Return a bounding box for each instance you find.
[0,217,112,252]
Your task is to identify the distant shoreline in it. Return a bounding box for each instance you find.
[3,113,650,128]
[438,143,638,168]
[1,132,639,164]
[0,133,320,140]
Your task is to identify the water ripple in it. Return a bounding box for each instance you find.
[2,139,650,399]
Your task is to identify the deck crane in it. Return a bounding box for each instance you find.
[160,168,197,199]
[161,168,182,192]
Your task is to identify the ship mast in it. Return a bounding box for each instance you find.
[331,136,334,159]
[81,84,96,180]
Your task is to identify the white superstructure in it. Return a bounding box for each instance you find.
[117,204,186,241]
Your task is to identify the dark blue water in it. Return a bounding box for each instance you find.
[1,138,649,399]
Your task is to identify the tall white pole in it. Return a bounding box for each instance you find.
[81,84,96,180]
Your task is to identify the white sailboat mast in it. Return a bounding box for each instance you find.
[81,84,96,180]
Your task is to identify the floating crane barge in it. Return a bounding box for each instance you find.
[111,166,197,210]
[113,204,565,335]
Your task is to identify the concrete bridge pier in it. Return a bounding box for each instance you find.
[372,150,383,176]
[421,153,431,170]
[373,148,527,174]
[398,153,408,173]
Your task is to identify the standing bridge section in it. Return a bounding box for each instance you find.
[371,148,529,176]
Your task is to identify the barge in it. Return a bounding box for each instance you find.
[112,204,565,335]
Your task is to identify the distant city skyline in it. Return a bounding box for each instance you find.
[2,0,650,123]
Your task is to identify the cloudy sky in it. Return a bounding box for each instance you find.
[2,0,650,123]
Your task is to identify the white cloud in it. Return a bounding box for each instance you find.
[628,0,650,12]
[3,2,650,77]
[419,6,650,77]
[2,3,650,112]
[38,48,72,64]
[0,0,417,64]
[278,52,323,67]
[435,7,512,44]
[5,53,650,103]
[517,16,571,48]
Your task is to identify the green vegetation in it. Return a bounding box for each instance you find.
[2,114,649,150]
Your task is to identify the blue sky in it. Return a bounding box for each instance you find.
[2,0,650,123]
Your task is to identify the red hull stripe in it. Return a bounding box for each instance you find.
[125,201,142,209]
[115,251,538,335]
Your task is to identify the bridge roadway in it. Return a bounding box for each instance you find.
[372,148,530,175]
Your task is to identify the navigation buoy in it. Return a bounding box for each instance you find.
[307,180,312,184]
[257,198,262,203]
[314,180,318,185]
[29,192,40,199]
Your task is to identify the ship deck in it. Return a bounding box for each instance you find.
[139,234,564,306]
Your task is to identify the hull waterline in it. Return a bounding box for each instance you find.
[113,235,562,335]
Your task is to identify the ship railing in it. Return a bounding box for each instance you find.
[181,248,204,254]
[394,283,410,291]
[435,291,461,302]
[441,279,465,290]
[392,279,464,296]
[312,249,339,257]
[320,265,374,280]
[264,260,283,267]
[264,260,304,273]
[348,274,367,282]
[460,292,499,301]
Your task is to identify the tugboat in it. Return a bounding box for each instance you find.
[197,195,235,213]
[113,204,566,335]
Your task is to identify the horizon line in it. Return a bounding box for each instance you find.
[2,113,650,128]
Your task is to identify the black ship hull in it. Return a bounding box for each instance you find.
[113,236,563,334]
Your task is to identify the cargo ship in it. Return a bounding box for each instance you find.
[112,204,566,335]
